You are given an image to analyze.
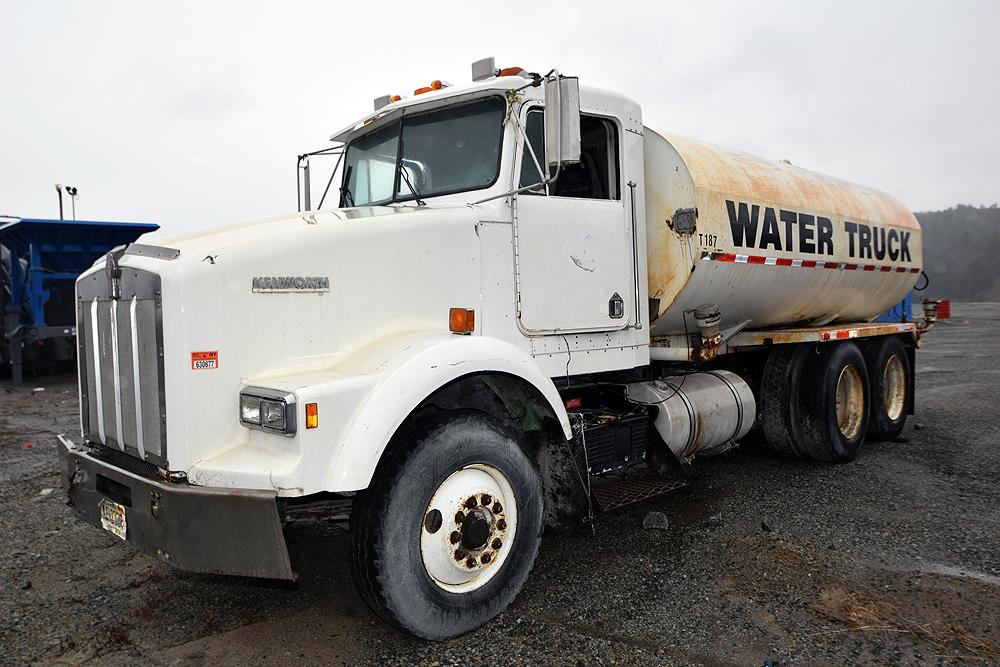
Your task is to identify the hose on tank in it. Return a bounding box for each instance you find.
[623,309,696,406]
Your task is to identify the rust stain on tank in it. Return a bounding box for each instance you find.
[662,132,919,231]
[643,128,921,337]
[688,410,706,457]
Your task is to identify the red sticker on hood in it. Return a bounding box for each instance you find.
[191,351,219,370]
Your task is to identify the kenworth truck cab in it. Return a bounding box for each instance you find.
[59,59,937,639]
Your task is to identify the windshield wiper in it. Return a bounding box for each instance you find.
[397,162,426,206]
[339,165,355,207]
[395,131,426,206]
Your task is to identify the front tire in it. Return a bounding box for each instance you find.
[351,411,543,640]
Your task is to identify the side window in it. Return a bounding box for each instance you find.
[518,110,620,200]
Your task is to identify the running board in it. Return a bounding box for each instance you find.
[589,469,688,512]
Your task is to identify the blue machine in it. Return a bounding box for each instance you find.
[0,217,159,384]
[875,293,913,323]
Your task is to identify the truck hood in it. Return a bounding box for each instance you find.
[116,204,483,471]
[147,205,454,256]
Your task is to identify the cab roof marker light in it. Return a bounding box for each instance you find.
[416,80,452,96]
[375,94,403,109]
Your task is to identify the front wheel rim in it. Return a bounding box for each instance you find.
[835,364,865,440]
[883,355,906,422]
[419,464,517,593]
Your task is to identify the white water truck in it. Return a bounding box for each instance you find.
[58,59,947,639]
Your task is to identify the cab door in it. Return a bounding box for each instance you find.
[514,109,633,333]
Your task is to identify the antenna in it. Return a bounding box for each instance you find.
[65,186,79,220]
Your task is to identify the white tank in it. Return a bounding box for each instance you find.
[643,129,922,337]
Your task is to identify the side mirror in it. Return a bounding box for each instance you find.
[543,76,581,168]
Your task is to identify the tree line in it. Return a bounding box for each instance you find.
[917,205,1000,302]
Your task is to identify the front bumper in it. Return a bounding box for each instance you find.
[57,434,295,580]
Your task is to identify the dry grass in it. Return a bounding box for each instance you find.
[818,591,1000,662]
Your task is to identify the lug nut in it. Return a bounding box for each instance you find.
[449,531,461,544]
[481,552,492,564]
[465,496,478,509]
[455,550,467,562]
[492,538,502,549]
[481,494,492,506]
[497,519,507,531]
[465,557,477,568]
[493,502,502,514]
[455,512,464,524]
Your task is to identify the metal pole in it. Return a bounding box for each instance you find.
[9,325,23,385]
[4,252,23,384]
[627,180,642,329]
[55,184,64,220]
[303,159,311,211]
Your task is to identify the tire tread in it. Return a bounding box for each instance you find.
[759,345,809,458]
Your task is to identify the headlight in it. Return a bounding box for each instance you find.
[261,399,286,430]
[239,387,296,436]
[240,395,262,425]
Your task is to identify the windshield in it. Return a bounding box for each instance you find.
[340,96,505,207]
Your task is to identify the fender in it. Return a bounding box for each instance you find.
[185,331,570,495]
[323,331,572,491]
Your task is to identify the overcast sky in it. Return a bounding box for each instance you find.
[2,1,998,233]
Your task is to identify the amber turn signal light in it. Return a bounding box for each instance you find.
[306,403,318,429]
[449,308,475,334]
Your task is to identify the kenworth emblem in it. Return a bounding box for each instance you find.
[251,276,330,293]
[105,252,122,300]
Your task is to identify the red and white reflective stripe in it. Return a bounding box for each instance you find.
[702,252,919,273]
[821,329,859,341]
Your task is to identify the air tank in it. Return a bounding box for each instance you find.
[643,129,923,337]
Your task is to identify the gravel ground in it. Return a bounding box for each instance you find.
[2,303,999,666]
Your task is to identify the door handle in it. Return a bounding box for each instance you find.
[609,292,624,319]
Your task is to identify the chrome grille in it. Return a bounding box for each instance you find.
[77,265,167,467]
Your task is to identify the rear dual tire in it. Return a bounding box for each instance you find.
[760,341,871,463]
[798,342,870,463]
[759,344,811,458]
[863,336,910,440]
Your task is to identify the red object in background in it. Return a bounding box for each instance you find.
[564,397,582,409]
[937,299,951,319]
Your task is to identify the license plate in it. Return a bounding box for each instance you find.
[99,499,127,540]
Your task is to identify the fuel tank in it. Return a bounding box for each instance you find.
[643,129,922,336]
[628,370,756,459]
